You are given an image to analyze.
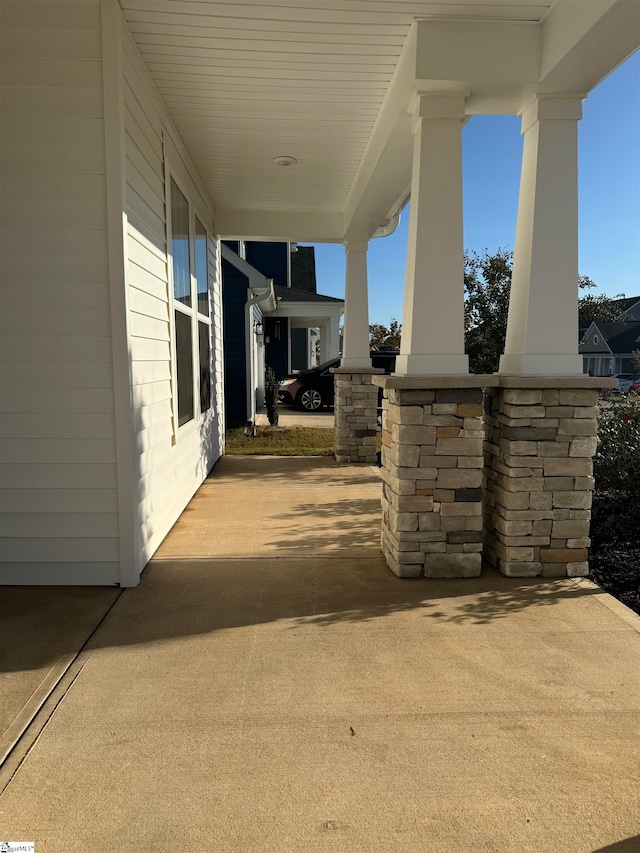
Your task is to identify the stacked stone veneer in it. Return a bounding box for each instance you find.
[332,368,383,464]
[378,383,486,578]
[483,384,599,577]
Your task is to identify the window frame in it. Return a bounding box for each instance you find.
[166,170,215,441]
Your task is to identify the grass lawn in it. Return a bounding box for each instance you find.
[225,425,335,456]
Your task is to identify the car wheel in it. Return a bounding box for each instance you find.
[298,387,323,411]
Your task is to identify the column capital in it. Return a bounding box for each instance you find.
[519,94,585,134]
[343,238,369,254]
[410,92,466,129]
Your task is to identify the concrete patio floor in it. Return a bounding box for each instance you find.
[1,455,639,852]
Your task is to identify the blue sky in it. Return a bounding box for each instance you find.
[307,50,639,326]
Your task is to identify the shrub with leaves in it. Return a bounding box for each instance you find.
[592,394,640,542]
[265,366,280,427]
[594,394,640,494]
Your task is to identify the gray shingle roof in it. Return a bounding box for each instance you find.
[274,285,343,305]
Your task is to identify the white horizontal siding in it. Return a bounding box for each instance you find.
[0,0,116,585]
[1,513,119,538]
[1,362,114,389]
[1,488,117,514]
[122,19,223,572]
[0,413,116,439]
[0,463,118,490]
[0,388,114,414]
[0,563,119,586]
[0,439,116,465]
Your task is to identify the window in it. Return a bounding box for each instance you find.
[169,178,213,430]
[593,335,599,344]
[195,218,209,317]
[175,311,194,426]
[199,322,211,412]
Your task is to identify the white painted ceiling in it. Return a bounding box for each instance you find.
[119,1,638,240]
[120,1,554,220]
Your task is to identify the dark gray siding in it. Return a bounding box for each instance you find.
[245,242,288,288]
[291,246,317,293]
[291,328,309,371]
[222,258,249,427]
[265,317,289,381]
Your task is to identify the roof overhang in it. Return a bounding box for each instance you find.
[122,0,640,244]
[265,302,343,320]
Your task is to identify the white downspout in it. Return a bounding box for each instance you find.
[371,212,401,240]
[245,280,275,423]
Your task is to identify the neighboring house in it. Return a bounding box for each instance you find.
[579,295,640,337]
[221,241,343,427]
[608,296,640,320]
[580,320,640,376]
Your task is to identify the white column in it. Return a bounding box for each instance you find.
[395,94,468,377]
[328,315,341,360]
[319,316,341,363]
[500,96,584,376]
[319,321,330,363]
[341,239,371,369]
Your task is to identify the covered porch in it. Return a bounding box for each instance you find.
[2,454,639,850]
[0,0,638,587]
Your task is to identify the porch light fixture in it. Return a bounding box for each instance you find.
[254,321,264,336]
[273,155,297,167]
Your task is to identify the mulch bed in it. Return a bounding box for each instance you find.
[588,492,640,617]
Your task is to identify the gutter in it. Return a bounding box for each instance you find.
[245,279,276,423]
[371,211,401,239]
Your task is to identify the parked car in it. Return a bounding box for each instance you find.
[613,373,636,393]
[630,377,640,393]
[279,350,398,411]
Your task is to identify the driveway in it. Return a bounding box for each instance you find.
[256,406,335,429]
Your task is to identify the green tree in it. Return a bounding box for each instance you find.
[462,253,620,373]
[464,248,513,374]
[369,318,401,349]
[578,277,629,323]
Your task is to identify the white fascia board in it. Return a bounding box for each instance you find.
[266,302,343,320]
[415,20,540,87]
[221,244,277,309]
[540,0,639,94]
[221,243,269,288]
[217,210,344,243]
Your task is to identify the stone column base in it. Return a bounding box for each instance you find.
[332,367,383,464]
[484,378,603,578]
[374,376,489,578]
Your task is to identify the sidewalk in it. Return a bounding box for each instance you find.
[255,406,335,429]
[1,456,639,852]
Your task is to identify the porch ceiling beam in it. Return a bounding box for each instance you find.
[289,316,337,329]
[267,303,344,319]
[216,210,344,243]
[539,0,640,94]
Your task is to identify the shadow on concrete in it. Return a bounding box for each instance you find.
[0,560,604,674]
[267,497,383,552]
[594,837,640,852]
[206,455,376,487]
[0,455,613,677]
